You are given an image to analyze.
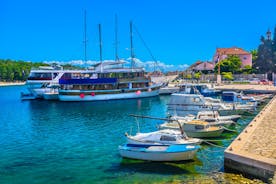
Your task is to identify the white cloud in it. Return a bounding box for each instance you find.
[41,58,189,72]
[178,64,190,69]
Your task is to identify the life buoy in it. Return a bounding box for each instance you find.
[80,93,85,98]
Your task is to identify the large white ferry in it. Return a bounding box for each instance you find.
[26,65,81,98]
[58,61,161,101]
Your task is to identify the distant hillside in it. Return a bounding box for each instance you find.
[0,59,81,82]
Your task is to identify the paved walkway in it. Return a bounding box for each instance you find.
[225,95,276,180]
[215,84,276,93]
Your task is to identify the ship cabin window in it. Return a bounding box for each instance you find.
[192,97,200,103]
[195,125,205,130]
[28,72,52,80]
[62,85,73,90]
[160,135,176,141]
[109,73,116,78]
[61,73,72,79]
[117,73,123,79]
[118,83,128,89]
[132,83,146,88]
[53,73,58,78]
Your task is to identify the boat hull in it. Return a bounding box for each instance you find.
[58,90,159,101]
[119,144,198,161]
[28,88,52,98]
[43,93,59,100]
[185,128,224,138]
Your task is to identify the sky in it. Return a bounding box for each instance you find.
[1,0,276,71]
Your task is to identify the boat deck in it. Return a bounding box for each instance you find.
[224,95,276,181]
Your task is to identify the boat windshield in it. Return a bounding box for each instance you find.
[195,125,205,130]
[160,135,176,141]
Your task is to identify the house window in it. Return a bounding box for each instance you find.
[243,56,247,60]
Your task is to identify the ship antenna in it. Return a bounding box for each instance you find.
[130,21,135,69]
[98,24,103,72]
[115,14,120,62]
[83,10,88,63]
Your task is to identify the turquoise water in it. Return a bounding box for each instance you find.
[0,85,261,184]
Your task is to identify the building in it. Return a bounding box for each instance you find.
[213,47,252,67]
[190,60,215,73]
[193,61,215,72]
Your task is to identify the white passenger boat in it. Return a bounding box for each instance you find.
[118,144,200,161]
[58,61,162,101]
[26,65,80,98]
[159,120,224,138]
[179,83,220,97]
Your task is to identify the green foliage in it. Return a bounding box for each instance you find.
[250,49,258,61]
[0,59,85,81]
[222,72,233,80]
[253,27,276,73]
[182,73,192,79]
[214,55,242,74]
[194,72,201,79]
[0,59,49,81]
[242,65,253,74]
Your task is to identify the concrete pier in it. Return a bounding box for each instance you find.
[215,84,276,94]
[224,95,276,181]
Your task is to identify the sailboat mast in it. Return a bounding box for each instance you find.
[115,14,119,62]
[130,21,135,69]
[83,10,87,62]
[98,24,103,64]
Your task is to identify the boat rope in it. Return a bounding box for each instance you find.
[133,24,160,72]
[201,138,234,142]
[201,140,227,149]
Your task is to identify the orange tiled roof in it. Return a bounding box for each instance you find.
[216,47,250,55]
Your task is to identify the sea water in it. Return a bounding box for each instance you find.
[0,85,263,184]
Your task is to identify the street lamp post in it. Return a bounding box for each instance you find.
[217,56,221,84]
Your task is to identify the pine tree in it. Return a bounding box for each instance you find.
[254,30,275,73]
[273,26,276,64]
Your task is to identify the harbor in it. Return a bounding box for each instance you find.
[1,1,276,183]
[0,83,274,183]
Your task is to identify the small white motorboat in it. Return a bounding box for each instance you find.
[126,129,202,145]
[118,144,200,161]
[196,111,240,123]
[159,120,224,138]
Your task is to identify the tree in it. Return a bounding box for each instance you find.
[250,49,258,61]
[194,72,201,80]
[214,55,242,74]
[242,65,253,74]
[253,28,276,73]
[222,72,233,81]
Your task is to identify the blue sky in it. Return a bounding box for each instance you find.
[1,0,276,70]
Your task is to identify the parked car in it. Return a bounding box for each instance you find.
[259,79,270,85]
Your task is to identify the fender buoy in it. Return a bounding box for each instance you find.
[91,92,95,96]
[136,90,141,95]
[80,93,85,98]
